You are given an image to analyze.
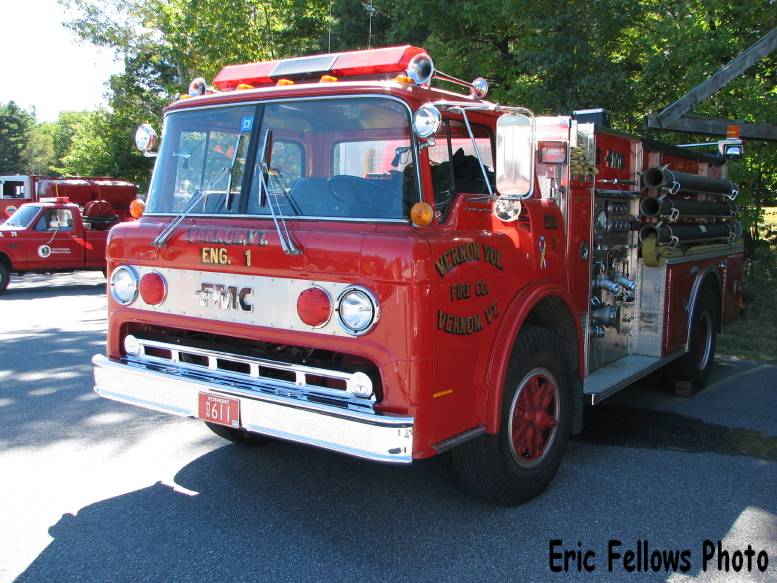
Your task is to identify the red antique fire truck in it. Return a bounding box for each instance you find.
[0,175,137,223]
[92,46,744,505]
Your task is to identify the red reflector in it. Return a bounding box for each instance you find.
[139,272,167,305]
[297,287,332,327]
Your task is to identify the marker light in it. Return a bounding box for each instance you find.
[110,266,139,305]
[346,372,374,399]
[297,287,332,327]
[394,74,414,85]
[410,202,434,226]
[277,79,295,86]
[139,271,167,306]
[129,198,145,219]
[236,83,254,90]
[337,287,379,335]
[124,334,141,356]
[320,75,338,82]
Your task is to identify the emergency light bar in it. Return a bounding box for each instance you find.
[213,45,428,90]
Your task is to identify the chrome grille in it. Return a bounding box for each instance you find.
[127,337,375,401]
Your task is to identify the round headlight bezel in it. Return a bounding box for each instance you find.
[336,286,379,336]
[110,265,139,306]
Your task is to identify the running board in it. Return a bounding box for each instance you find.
[583,352,684,405]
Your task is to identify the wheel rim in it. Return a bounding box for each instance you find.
[508,367,560,468]
[694,311,713,371]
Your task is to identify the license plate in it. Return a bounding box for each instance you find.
[198,393,240,428]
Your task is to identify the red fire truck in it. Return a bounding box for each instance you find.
[0,175,137,223]
[92,46,744,505]
[0,198,131,294]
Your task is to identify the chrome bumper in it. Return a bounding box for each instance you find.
[92,353,414,463]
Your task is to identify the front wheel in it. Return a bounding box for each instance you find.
[452,326,572,506]
[0,262,9,294]
[205,422,273,446]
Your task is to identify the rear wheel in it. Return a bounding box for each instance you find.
[205,422,273,446]
[452,326,572,506]
[671,287,718,395]
[0,262,10,294]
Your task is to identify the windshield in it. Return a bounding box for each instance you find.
[146,97,417,220]
[3,205,40,228]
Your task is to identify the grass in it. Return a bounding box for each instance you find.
[717,209,777,363]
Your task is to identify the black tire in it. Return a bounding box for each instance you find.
[0,262,9,295]
[671,287,719,394]
[452,326,572,506]
[205,422,273,446]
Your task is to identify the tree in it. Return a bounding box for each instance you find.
[21,123,56,175]
[0,101,35,174]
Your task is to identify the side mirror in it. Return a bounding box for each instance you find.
[496,113,534,198]
[135,124,158,157]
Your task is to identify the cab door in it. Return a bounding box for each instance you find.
[27,208,82,269]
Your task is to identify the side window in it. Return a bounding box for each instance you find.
[428,120,494,220]
[38,209,73,231]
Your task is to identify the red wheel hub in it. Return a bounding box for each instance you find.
[511,371,559,465]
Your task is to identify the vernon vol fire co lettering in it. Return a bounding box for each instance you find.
[196,283,254,312]
[435,242,504,277]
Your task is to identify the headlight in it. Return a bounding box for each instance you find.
[337,287,379,335]
[110,266,139,305]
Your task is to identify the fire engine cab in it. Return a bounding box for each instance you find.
[92,46,744,505]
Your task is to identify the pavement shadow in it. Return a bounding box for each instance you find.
[15,435,777,582]
[0,327,153,451]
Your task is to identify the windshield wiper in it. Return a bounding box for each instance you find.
[152,189,207,248]
[257,129,300,256]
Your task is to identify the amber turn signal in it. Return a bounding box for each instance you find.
[129,198,146,219]
[394,74,415,85]
[320,75,338,83]
[410,202,434,226]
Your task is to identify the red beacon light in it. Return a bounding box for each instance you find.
[212,45,431,90]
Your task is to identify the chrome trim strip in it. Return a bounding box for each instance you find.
[93,353,414,464]
[132,337,375,401]
[142,213,411,224]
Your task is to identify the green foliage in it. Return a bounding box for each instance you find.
[0,101,35,174]
[46,0,777,208]
[21,123,56,175]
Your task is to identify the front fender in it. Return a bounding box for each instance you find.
[482,282,583,433]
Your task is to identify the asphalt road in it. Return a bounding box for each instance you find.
[0,273,775,582]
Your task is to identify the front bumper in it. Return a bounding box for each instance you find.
[92,353,414,463]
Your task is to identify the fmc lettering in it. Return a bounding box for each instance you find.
[196,283,253,312]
